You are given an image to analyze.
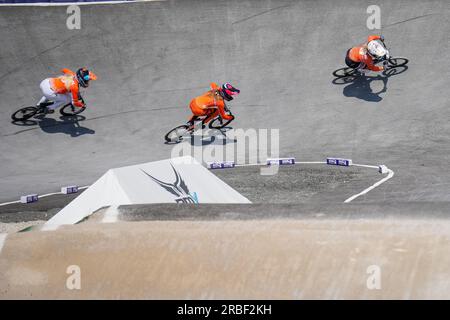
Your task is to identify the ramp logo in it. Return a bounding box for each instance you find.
[141,164,199,204]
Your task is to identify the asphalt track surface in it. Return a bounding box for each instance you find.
[1,0,450,299]
[1,0,450,206]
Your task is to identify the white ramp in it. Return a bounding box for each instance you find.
[44,156,250,229]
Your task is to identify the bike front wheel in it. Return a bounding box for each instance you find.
[165,125,192,143]
[11,106,38,121]
[388,57,409,68]
[60,103,86,116]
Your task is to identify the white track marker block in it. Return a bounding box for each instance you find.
[61,186,79,194]
[378,165,389,174]
[326,157,352,167]
[208,161,236,169]
[20,194,38,204]
[266,157,295,166]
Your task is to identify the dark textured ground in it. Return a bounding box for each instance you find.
[213,164,380,203]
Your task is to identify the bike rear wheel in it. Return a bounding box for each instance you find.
[11,106,38,121]
[388,57,409,68]
[209,115,235,129]
[165,125,191,143]
[60,103,86,116]
[332,67,358,78]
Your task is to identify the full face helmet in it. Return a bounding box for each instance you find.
[367,40,388,59]
[76,68,97,88]
[220,83,240,101]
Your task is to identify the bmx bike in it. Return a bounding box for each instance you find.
[11,98,86,121]
[164,105,235,144]
[333,38,408,78]
[332,57,409,78]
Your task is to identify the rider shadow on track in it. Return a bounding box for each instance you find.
[34,114,95,137]
[189,128,237,146]
[343,74,388,102]
[333,65,408,102]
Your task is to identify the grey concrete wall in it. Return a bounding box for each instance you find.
[2,218,450,299]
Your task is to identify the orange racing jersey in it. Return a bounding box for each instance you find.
[49,68,83,107]
[190,83,233,120]
[348,35,383,72]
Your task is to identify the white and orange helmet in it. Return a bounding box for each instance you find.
[367,39,388,59]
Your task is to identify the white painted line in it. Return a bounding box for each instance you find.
[0,233,8,254]
[0,0,165,7]
[234,163,263,167]
[234,161,326,167]
[102,205,120,223]
[0,185,89,207]
[344,168,395,203]
[40,185,89,198]
[352,163,379,169]
[0,200,20,207]
[39,192,66,198]
[297,161,327,164]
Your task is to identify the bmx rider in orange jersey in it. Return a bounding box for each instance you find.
[345,35,390,72]
[188,82,240,130]
[37,67,97,113]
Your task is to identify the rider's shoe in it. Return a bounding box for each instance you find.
[36,101,55,114]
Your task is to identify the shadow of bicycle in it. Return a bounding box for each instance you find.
[189,127,237,146]
[331,65,408,102]
[11,114,95,137]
